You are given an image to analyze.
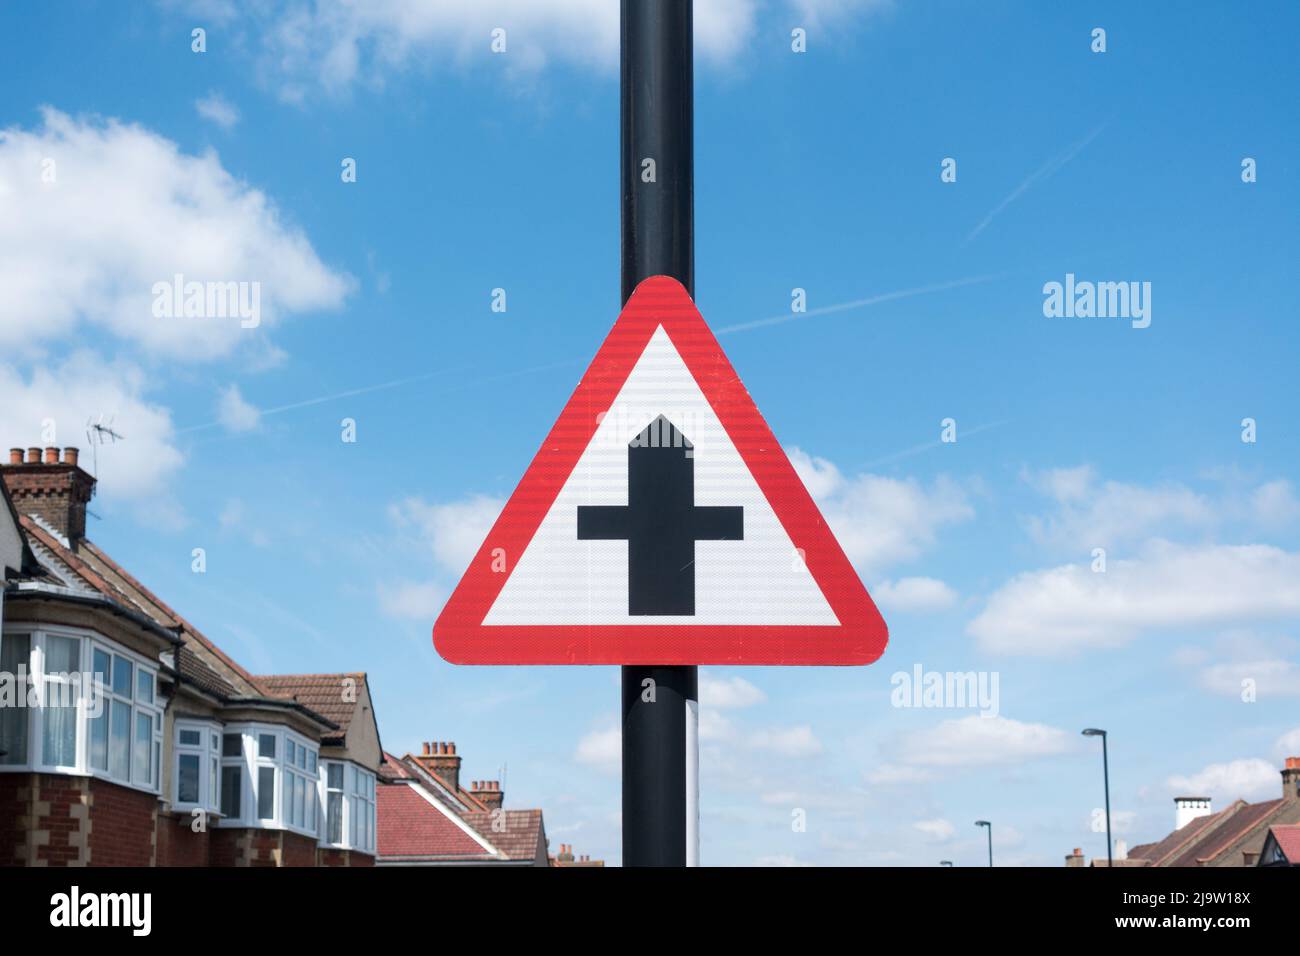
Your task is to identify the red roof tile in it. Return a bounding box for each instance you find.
[1266,825,1300,862]
[377,782,497,861]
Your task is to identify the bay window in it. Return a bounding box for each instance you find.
[217,723,319,837]
[173,720,221,814]
[321,760,375,854]
[0,626,161,794]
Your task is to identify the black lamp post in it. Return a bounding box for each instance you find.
[1082,728,1113,867]
[940,860,953,867]
[974,820,992,867]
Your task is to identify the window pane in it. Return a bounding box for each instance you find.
[258,733,275,759]
[134,711,152,784]
[210,733,219,752]
[210,756,219,808]
[327,763,343,790]
[135,669,153,705]
[327,792,343,843]
[0,634,31,764]
[89,709,108,771]
[307,751,316,774]
[112,656,132,698]
[44,635,79,674]
[351,793,359,845]
[285,739,295,764]
[222,733,242,757]
[257,766,275,819]
[92,648,110,684]
[221,765,241,818]
[42,688,77,766]
[179,728,201,747]
[109,700,131,779]
[178,753,200,803]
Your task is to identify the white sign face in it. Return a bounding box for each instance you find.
[484,325,839,627]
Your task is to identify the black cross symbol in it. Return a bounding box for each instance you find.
[577,415,744,615]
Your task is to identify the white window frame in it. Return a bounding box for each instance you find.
[0,625,161,796]
[320,760,376,854]
[173,719,222,815]
[216,723,320,838]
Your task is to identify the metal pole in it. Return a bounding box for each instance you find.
[620,0,697,868]
[1102,733,1113,867]
[986,825,993,868]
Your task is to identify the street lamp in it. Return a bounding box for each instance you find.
[940,860,954,867]
[1082,728,1113,867]
[974,820,992,867]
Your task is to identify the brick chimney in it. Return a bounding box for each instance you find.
[413,741,462,792]
[556,843,575,864]
[1282,757,1300,802]
[1065,847,1085,868]
[2,447,95,545]
[470,779,504,811]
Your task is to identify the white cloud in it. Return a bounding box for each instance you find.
[195,91,240,129]
[1167,759,1278,804]
[216,384,260,433]
[872,576,957,613]
[1197,658,1300,698]
[377,579,447,620]
[389,494,505,575]
[789,0,892,26]
[1275,728,1300,760]
[1252,480,1300,526]
[179,0,759,100]
[913,817,955,841]
[1024,466,1212,550]
[575,724,620,775]
[700,672,766,709]
[748,725,822,758]
[0,353,182,501]
[893,715,1072,771]
[788,448,973,574]
[0,108,351,361]
[969,542,1300,655]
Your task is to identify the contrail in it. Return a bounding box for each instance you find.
[180,275,1007,435]
[858,419,1010,470]
[964,124,1107,244]
[714,273,1006,335]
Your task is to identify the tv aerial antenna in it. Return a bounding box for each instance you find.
[84,415,124,480]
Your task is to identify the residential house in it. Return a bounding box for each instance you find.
[0,445,382,866]
[1066,755,1300,867]
[1257,825,1300,867]
[377,741,554,866]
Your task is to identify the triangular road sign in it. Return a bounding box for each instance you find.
[434,276,888,665]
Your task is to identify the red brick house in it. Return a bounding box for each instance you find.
[0,446,382,866]
[377,742,553,866]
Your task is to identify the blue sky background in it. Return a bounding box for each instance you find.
[2,0,1298,865]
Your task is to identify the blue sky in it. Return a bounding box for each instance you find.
[2,0,1298,865]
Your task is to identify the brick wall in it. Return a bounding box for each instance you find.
[281,832,317,867]
[0,773,34,865]
[156,813,211,867]
[209,828,243,867]
[87,778,156,866]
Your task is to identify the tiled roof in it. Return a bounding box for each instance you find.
[379,751,413,781]
[1167,799,1282,867]
[377,782,497,861]
[464,809,544,862]
[1128,807,1230,866]
[1266,825,1300,862]
[177,643,239,700]
[255,673,367,744]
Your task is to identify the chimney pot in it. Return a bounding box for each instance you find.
[43,447,58,464]
[64,447,78,466]
[8,448,21,465]
[26,447,40,464]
